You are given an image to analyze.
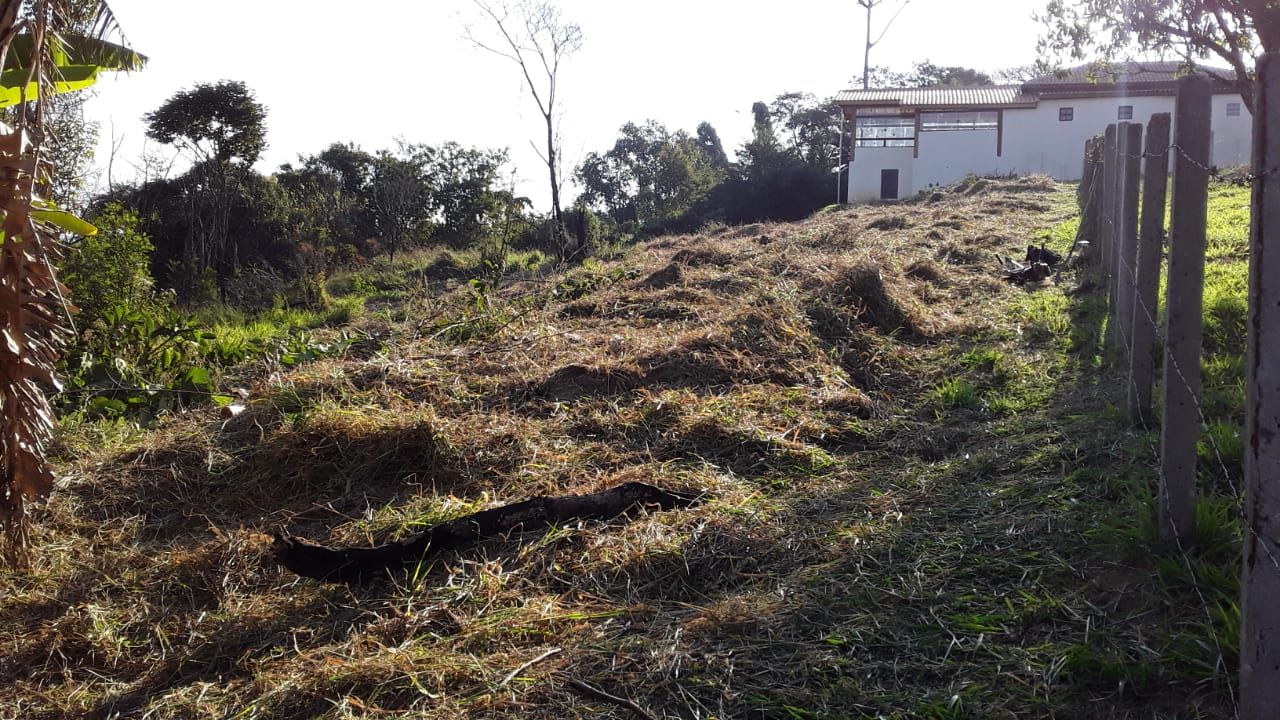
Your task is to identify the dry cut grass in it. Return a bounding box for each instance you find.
[1,175,1234,719]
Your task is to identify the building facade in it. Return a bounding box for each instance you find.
[835,62,1254,203]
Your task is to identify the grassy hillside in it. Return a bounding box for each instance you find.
[0,176,1250,719]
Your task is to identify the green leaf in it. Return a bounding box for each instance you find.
[32,199,97,236]
[0,33,147,108]
[210,394,234,407]
[88,396,126,416]
[179,367,213,391]
[5,33,147,73]
[0,64,99,107]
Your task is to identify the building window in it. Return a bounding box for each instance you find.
[919,110,999,131]
[854,116,915,147]
[1118,105,1133,120]
[1227,102,1242,117]
[1059,107,1074,121]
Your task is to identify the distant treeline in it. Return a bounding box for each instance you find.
[81,81,846,306]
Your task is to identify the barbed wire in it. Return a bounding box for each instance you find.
[1114,141,1280,184]
[1093,181,1244,715]
[1092,168,1278,557]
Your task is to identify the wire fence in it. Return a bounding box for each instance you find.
[1072,63,1280,719]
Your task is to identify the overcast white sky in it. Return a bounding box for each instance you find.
[83,0,1046,208]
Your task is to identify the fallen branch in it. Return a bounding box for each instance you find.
[272,481,701,583]
[564,676,659,720]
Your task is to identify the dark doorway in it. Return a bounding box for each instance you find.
[880,169,899,200]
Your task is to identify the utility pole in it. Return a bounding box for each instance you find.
[858,0,910,89]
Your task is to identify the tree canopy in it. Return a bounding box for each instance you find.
[864,60,995,88]
[144,80,267,166]
[576,120,722,227]
[1038,0,1280,110]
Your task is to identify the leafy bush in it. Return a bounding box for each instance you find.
[552,260,638,300]
[64,304,234,417]
[61,203,157,322]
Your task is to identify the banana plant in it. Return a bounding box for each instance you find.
[0,0,142,563]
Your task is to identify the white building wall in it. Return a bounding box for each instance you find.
[1001,96,1178,180]
[1209,94,1252,167]
[847,146,914,203]
[845,91,1253,202]
[912,128,1000,192]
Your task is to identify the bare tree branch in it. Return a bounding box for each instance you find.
[465,0,581,256]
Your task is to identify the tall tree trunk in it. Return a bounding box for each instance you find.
[545,112,566,256]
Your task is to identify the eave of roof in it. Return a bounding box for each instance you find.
[1022,61,1238,94]
[833,85,1037,109]
[835,62,1242,113]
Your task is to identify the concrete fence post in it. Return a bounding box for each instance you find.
[1159,75,1212,548]
[1128,113,1171,427]
[1240,51,1280,720]
[1110,123,1129,337]
[1118,121,1144,358]
[1079,136,1102,265]
[1101,124,1119,334]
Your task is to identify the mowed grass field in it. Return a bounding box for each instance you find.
[0,176,1253,719]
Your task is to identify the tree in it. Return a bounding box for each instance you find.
[857,0,911,88]
[994,62,1055,84]
[467,0,582,256]
[768,92,843,167]
[144,80,267,298]
[0,0,143,561]
[909,61,993,86]
[696,122,730,169]
[41,91,100,210]
[429,142,509,247]
[739,101,786,178]
[1037,0,1280,111]
[312,142,375,198]
[302,142,378,246]
[369,143,434,260]
[860,60,994,88]
[576,120,722,227]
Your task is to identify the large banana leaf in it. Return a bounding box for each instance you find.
[32,198,97,236]
[0,32,145,107]
[4,32,145,72]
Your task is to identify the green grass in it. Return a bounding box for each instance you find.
[930,377,981,410]
[1206,184,1252,260]
[1048,179,1251,708]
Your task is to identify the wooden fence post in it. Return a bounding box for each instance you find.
[1101,124,1119,340]
[1128,113,1171,427]
[1117,121,1143,358]
[1158,75,1212,548]
[1240,51,1280,719]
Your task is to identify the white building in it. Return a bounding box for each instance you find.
[834,62,1254,203]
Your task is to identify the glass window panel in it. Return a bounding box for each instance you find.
[919,111,999,131]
